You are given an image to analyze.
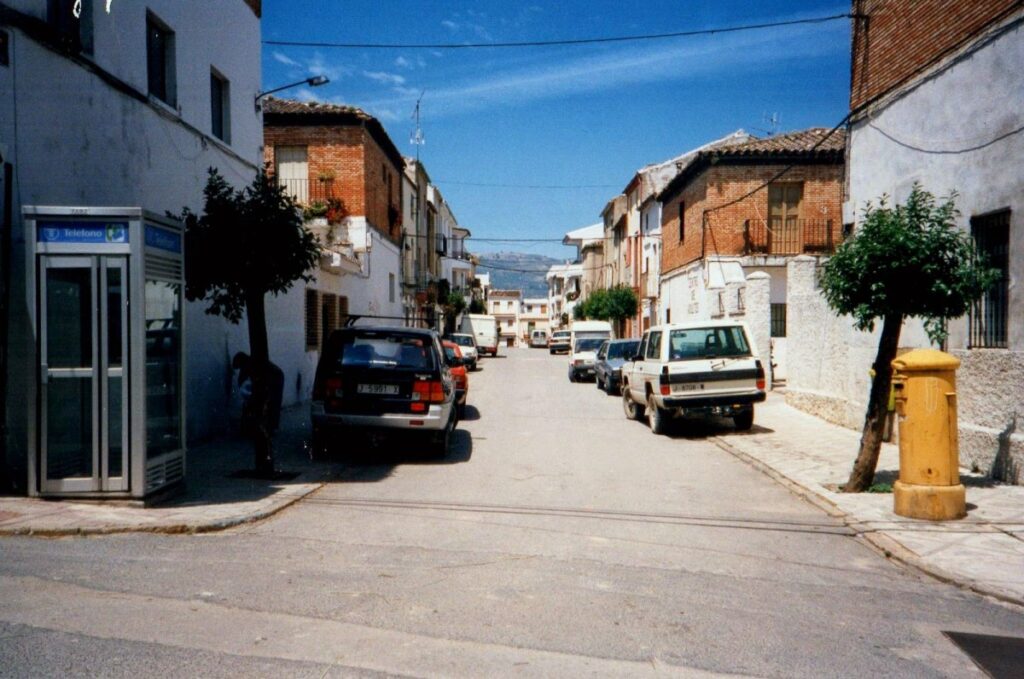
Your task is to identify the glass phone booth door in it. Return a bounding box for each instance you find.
[39,256,129,493]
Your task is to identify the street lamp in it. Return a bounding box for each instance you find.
[254,75,330,111]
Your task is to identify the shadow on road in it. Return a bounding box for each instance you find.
[665,419,775,440]
[460,404,481,421]
[326,429,474,484]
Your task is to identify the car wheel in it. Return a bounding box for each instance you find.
[431,418,453,456]
[457,402,466,420]
[647,394,669,435]
[604,377,617,396]
[733,406,754,432]
[622,387,646,421]
[568,370,576,383]
[595,374,603,390]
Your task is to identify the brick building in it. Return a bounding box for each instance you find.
[784,1,1024,482]
[657,128,845,380]
[262,97,405,357]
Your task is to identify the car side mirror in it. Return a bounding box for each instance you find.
[632,354,644,362]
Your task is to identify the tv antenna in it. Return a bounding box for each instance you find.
[410,91,426,160]
[753,111,781,136]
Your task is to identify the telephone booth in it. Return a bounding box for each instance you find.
[24,207,185,499]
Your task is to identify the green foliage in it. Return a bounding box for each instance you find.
[574,285,639,322]
[303,201,328,220]
[468,297,486,314]
[179,168,321,323]
[445,291,467,317]
[820,185,997,344]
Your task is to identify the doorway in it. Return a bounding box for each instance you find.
[38,256,129,493]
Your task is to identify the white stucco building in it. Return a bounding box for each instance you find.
[0,1,267,495]
[786,2,1024,482]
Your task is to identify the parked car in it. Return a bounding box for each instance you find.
[529,329,548,348]
[442,340,470,418]
[567,337,607,382]
[594,338,641,395]
[446,333,479,370]
[311,326,457,456]
[620,321,766,434]
[549,330,571,354]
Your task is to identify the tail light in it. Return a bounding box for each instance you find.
[315,377,343,400]
[413,380,445,404]
[755,360,766,390]
[659,367,670,396]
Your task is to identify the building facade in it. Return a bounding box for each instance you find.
[657,129,845,381]
[488,289,522,347]
[0,0,264,495]
[786,0,1024,481]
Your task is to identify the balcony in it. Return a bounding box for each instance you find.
[276,177,336,206]
[743,218,838,256]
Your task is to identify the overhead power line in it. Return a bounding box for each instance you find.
[264,13,852,50]
[434,179,621,190]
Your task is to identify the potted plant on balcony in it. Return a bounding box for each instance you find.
[303,201,328,225]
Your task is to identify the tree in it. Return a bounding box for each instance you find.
[820,185,997,492]
[443,291,467,334]
[179,168,321,475]
[573,286,638,330]
[468,297,485,314]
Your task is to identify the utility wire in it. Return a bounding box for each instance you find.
[434,179,621,189]
[264,13,852,50]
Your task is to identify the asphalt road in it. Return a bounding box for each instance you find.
[2,348,1023,677]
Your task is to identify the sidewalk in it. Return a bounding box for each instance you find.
[0,405,331,536]
[714,393,1024,606]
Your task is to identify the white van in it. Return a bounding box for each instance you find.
[529,329,548,348]
[570,320,613,348]
[460,314,499,357]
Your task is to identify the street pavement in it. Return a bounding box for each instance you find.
[1,348,1023,677]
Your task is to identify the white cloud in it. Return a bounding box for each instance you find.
[364,71,407,86]
[273,51,301,68]
[441,19,459,31]
[359,18,848,119]
[395,56,412,69]
[305,53,352,82]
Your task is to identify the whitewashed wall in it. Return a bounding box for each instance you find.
[786,19,1024,482]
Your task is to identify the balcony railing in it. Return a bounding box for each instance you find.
[277,177,335,206]
[743,218,838,256]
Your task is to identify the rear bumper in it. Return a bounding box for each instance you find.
[312,401,453,432]
[661,391,766,410]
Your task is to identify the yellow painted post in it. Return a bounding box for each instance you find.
[891,349,966,520]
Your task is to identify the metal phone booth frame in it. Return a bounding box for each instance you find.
[24,207,186,499]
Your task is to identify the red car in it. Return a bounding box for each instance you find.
[442,340,469,418]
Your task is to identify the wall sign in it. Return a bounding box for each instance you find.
[145,224,182,253]
[37,221,128,244]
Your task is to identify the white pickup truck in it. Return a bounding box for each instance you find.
[620,320,766,434]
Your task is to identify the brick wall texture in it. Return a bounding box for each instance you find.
[263,125,403,243]
[850,0,1020,111]
[660,163,843,276]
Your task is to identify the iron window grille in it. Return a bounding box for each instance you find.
[970,210,1010,348]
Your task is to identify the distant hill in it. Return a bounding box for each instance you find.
[476,252,564,298]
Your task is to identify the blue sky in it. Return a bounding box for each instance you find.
[262,1,852,260]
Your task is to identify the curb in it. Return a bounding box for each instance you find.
[0,481,325,538]
[711,437,1024,609]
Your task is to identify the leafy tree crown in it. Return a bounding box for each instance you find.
[179,168,321,323]
[820,185,997,344]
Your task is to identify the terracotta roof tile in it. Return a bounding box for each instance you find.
[708,127,846,156]
[262,96,374,121]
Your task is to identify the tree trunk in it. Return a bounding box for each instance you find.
[844,313,903,492]
[245,289,275,475]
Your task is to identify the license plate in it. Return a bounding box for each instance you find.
[357,383,399,395]
[676,383,699,391]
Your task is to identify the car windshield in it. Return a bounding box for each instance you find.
[451,335,475,347]
[669,327,750,360]
[607,341,640,359]
[333,333,436,370]
[574,338,605,352]
[553,332,570,339]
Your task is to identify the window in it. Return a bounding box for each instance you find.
[970,210,1010,348]
[146,12,176,107]
[646,331,662,359]
[210,69,230,143]
[48,0,93,53]
[0,30,9,67]
[321,293,339,349]
[275,146,308,203]
[771,303,787,338]
[389,273,396,303]
[668,326,751,361]
[678,202,685,242]
[305,289,320,350]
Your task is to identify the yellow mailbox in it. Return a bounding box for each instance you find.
[891,348,966,520]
